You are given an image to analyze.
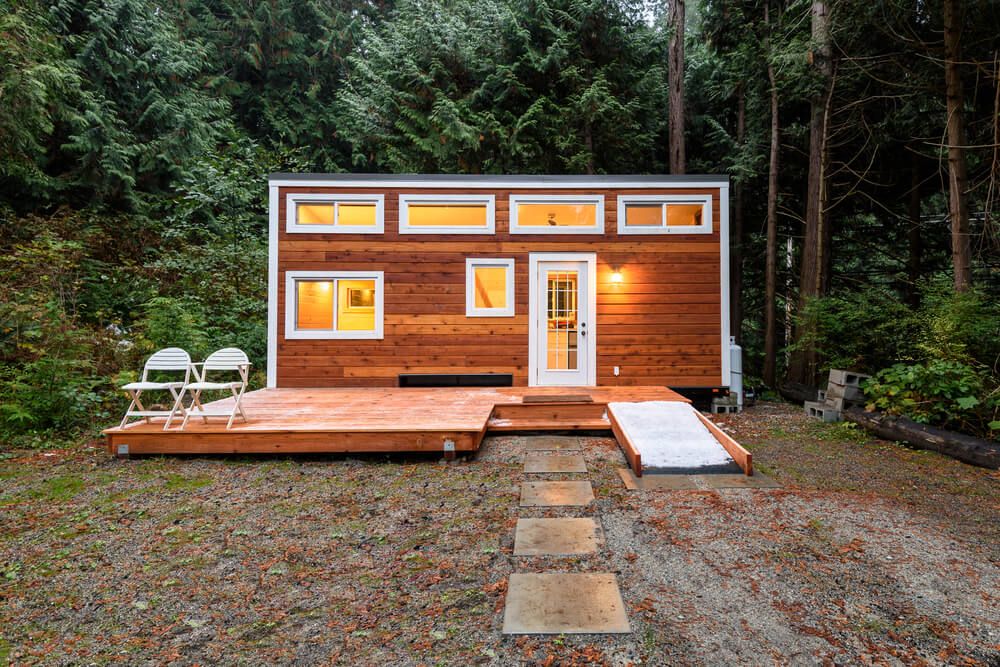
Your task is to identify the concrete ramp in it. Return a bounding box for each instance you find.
[608,401,749,476]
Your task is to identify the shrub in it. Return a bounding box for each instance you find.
[916,280,1000,370]
[863,360,1000,439]
[793,287,918,373]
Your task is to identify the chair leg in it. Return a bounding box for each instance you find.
[192,390,208,424]
[227,386,241,430]
[120,391,138,428]
[131,391,151,425]
[164,388,185,431]
[180,396,193,430]
[234,385,248,422]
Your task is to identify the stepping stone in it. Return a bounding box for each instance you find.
[513,518,600,556]
[695,472,781,489]
[523,435,580,451]
[523,453,587,474]
[502,573,631,634]
[520,481,594,507]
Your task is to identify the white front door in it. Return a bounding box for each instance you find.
[530,254,596,386]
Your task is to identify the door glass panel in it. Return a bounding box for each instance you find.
[546,271,579,370]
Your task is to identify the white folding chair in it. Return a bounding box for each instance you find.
[176,348,251,430]
[119,348,192,430]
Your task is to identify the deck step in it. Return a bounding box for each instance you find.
[488,401,609,432]
[487,417,610,431]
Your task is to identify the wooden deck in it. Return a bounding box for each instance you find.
[102,386,686,457]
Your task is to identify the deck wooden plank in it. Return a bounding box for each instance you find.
[102,385,692,456]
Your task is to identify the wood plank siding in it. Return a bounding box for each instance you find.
[274,185,725,388]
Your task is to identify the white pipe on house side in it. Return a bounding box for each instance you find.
[730,336,744,409]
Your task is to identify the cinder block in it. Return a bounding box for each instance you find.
[817,389,827,401]
[711,397,740,414]
[827,369,870,387]
[804,400,841,423]
[825,382,864,403]
[822,396,847,411]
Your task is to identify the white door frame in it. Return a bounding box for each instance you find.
[528,252,597,386]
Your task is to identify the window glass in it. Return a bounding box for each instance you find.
[473,266,508,309]
[466,259,514,316]
[665,204,703,227]
[337,279,376,331]
[337,203,377,227]
[408,204,489,228]
[624,203,663,227]
[297,203,335,226]
[296,281,334,329]
[295,279,377,332]
[516,203,597,228]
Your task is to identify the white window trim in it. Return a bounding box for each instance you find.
[399,193,496,234]
[465,258,515,317]
[616,194,713,235]
[509,194,605,235]
[286,193,385,234]
[284,270,384,340]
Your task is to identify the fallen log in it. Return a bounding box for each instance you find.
[843,407,1000,469]
[779,382,818,405]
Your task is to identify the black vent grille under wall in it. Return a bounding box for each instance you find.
[668,386,730,411]
[399,373,514,388]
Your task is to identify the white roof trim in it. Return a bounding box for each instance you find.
[267,177,727,190]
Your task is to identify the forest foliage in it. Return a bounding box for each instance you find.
[1,0,998,445]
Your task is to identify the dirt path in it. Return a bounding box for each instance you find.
[1,402,998,664]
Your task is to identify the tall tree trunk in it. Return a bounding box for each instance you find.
[944,0,972,290]
[668,0,686,174]
[785,236,794,369]
[906,149,923,307]
[764,12,780,387]
[732,85,745,345]
[788,0,832,384]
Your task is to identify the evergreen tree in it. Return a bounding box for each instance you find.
[338,0,668,174]
[48,0,229,208]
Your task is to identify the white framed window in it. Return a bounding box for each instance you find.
[399,194,496,234]
[285,270,384,340]
[465,258,515,317]
[286,193,385,233]
[616,194,713,234]
[508,194,604,235]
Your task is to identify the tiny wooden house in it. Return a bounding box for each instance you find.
[266,174,732,393]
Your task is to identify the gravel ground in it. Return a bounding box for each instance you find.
[1,401,998,665]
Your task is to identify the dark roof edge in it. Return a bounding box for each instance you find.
[267,172,730,184]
